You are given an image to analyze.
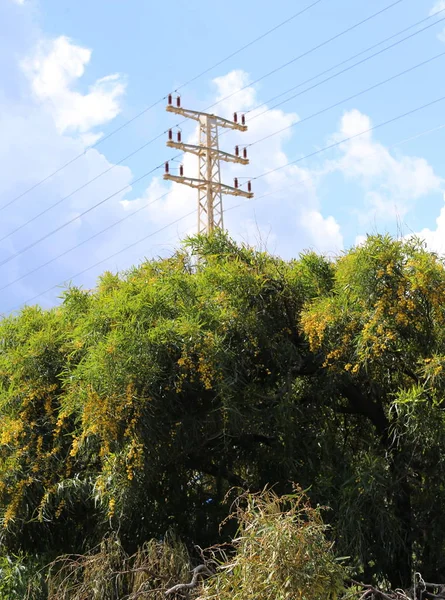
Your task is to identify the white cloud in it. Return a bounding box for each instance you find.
[430,0,445,12]
[124,69,343,258]
[430,1,445,41]
[300,209,343,254]
[21,36,126,134]
[415,193,445,255]
[327,109,442,221]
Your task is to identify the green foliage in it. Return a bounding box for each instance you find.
[0,553,45,599]
[200,487,346,600]
[46,533,191,600]
[1,231,445,591]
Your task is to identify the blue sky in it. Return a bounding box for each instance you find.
[1,0,445,312]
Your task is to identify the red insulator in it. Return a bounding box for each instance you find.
[165,162,169,174]
[177,131,182,142]
[235,145,239,156]
[179,164,184,176]
[241,114,246,125]
[177,96,181,107]
[168,129,173,140]
[168,94,172,105]
[233,112,238,123]
[234,177,238,189]
[247,181,252,192]
[243,147,247,159]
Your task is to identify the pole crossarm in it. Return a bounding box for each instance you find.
[163,174,253,199]
[165,97,253,234]
[166,105,247,132]
[166,140,249,165]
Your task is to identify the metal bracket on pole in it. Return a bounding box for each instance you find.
[163,95,253,234]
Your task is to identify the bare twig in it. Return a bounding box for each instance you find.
[165,565,212,597]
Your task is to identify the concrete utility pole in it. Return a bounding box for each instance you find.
[164,95,253,235]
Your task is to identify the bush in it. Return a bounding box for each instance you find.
[0,553,46,599]
[199,486,346,600]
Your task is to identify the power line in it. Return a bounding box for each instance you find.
[1,48,442,268]
[2,0,324,212]
[0,132,166,241]
[0,0,406,240]
[0,159,178,269]
[9,209,196,313]
[174,0,325,92]
[6,120,442,298]
[252,93,445,182]
[202,0,406,115]
[247,10,445,121]
[248,51,445,149]
[9,105,445,311]
[0,190,171,294]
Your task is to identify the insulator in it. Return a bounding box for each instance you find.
[241,114,246,125]
[168,94,172,105]
[243,147,247,159]
[168,129,173,140]
[177,96,181,108]
[165,162,169,174]
[235,145,239,156]
[247,181,252,192]
[177,131,182,142]
[179,164,184,176]
[233,112,238,123]
[234,177,238,189]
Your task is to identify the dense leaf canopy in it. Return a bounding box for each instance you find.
[0,232,445,592]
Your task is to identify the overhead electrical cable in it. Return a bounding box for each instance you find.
[247,11,445,121]
[200,0,406,116]
[1,51,443,269]
[0,0,407,239]
[9,100,445,311]
[250,94,445,183]
[248,51,445,149]
[1,0,324,211]
[0,158,179,269]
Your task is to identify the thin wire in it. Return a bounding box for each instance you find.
[10,113,445,311]
[0,96,168,214]
[0,158,178,269]
[202,0,406,115]
[175,0,325,91]
[0,190,171,293]
[252,93,445,182]
[229,123,445,209]
[6,120,445,299]
[2,0,324,211]
[249,12,445,121]
[2,50,443,269]
[11,209,196,311]
[1,49,443,273]
[0,0,405,242]
[248,51,445,148]
[0,131,167,241]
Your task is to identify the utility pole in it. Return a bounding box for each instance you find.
[163,95,253,235]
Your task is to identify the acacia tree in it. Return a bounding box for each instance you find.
[0,233,332,557]
[301,234,445,586]
[0,232,444,588]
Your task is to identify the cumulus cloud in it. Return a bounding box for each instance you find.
[21,36,126,134]
[327,109,442,222]
[430,1,445,41]
[415,193,445,255]
[125,69,344,258]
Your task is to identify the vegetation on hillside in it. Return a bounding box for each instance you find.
[0,232,444,597]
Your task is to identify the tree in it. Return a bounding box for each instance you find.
[1,231,445,589]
